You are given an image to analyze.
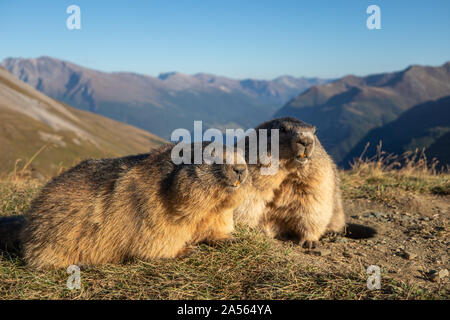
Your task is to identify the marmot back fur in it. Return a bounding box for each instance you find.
[21,142,249,269]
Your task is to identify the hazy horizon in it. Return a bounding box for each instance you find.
[3,55,450,82]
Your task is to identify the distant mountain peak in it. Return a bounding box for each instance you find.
[157,72,181,80]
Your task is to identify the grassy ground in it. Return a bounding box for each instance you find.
[0,151,448,299]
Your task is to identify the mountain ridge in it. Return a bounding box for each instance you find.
[275,61,450,163]
[343,95,450,168]
[2,56,328,138]
[0,66,165,177]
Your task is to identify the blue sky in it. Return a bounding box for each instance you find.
[1,0,449,79]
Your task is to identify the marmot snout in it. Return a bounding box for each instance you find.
[219,162,248,191]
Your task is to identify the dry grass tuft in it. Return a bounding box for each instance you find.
[342,142,450,202]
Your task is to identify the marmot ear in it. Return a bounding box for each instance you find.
[312,126,317,135]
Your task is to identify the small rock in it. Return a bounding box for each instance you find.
[342,252,352,258]
[403,251,417,260]
[434,270,445,281]
[363,211,383,219]
[335,238,348,243]
[319,249,332,256]
[374,212,383,218]
[428,269,448,282]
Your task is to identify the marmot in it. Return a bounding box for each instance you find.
[233,118,310,228]
[21,142,249,269]
[258,117,346,248]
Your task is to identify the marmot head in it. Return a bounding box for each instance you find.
[180,142,249,194]
[210,161,248,193]
[204,146,249,193]
[255,117,316,168]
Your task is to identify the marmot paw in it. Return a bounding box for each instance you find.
[300,240,320,249]
[177,245,197,259]
[323,231,344,238]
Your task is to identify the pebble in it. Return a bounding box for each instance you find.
[429,269,448,282]
[403,251,417,260]
[343,252,353,258]
[363,211,383,219]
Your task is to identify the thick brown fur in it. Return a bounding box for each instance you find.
[233,118,312,227]
[20,142,249,269]
[258,118,346,248]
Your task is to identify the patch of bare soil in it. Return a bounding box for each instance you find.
[279,193,449,294]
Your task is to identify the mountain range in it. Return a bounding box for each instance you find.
[0,66,165,177]
[276,62,450,163]
[2,56,450,168]
[344,95,450,168]
[1,57,327,139]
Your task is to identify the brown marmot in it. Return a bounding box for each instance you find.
[233,118,311,227]
[258,117,346,248]
[20,142,249,269]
